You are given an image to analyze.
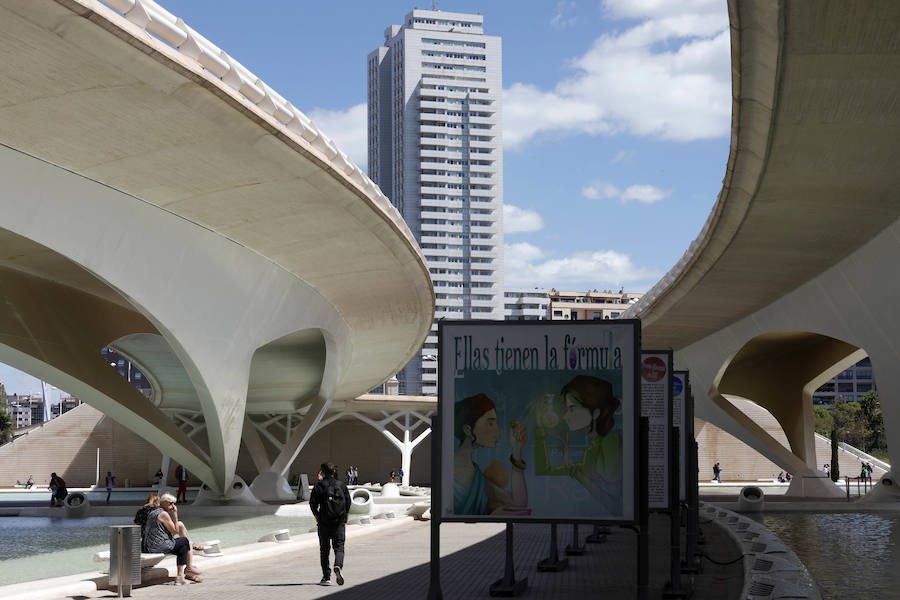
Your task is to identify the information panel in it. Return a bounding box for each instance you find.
[640,350,672,511]
[439,320,640,523]
[673,370,690,502]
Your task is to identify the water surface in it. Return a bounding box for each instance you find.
[0,513,315,585]
[748,511,899,600]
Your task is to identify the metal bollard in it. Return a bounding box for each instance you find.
[109,525,141,597]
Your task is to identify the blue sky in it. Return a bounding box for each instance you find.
[0,0,732,394]
[154,0,731,291]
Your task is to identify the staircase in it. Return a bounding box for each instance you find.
[697,398,889,481]
[0,403,162,488]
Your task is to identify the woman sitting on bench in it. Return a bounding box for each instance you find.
[141,493,204,584]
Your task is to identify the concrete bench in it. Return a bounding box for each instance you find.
[93,538,222,570]
[258,529,291,543]
[93,550,167,570]
[200,539,222,556]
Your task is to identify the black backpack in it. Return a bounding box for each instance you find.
[320,479,347,524]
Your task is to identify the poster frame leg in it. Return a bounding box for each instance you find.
[682,437,703,574]
[537,522,568,572]
[637,416,649,600]
[585,524,609,543]
[489,523,528,597]
[663,428,688,598]
[427,413,443,600]
[565,522,586,555]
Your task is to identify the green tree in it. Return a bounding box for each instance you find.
[859,391,886,452]
[0,414,10,446]
[829,396,867,449]
[814,390,889,466]
[0,380,9,445]
[814,406,833,435]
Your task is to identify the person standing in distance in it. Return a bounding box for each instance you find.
[105,471,116,504]
[174,464,189,503]
[310,462,350,586]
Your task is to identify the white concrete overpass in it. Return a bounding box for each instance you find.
[0,0,434,500]
[624,0,900,498]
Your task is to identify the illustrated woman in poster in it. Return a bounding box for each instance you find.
[535,375,623,514]
[453,393,528,515]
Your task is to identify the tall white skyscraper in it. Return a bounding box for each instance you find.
[368,10,504,395]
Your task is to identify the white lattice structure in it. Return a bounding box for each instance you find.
[317,409,433,488]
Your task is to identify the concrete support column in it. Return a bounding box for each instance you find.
[242,415,272,475]
[396,419,432,487]
[270,394,332,476]
[248,393,334,502]
[716,337,862,461]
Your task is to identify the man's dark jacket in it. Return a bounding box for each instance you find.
[310,476,351,524]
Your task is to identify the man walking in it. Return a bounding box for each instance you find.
[105,471,116,504]
[174,464,188,503]
[310,462,350,586]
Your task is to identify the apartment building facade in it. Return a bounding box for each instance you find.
[504,288,643,321]
[812,357,877,405]
[368,10,504,394]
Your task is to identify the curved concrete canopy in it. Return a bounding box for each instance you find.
[112,329,329,414]
[626,0,900,350]
[0,0,434,493]
[623,0,900,494]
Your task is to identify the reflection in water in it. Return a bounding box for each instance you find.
[748,512,898,600]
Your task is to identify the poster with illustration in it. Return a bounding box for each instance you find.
[439,320,640,523]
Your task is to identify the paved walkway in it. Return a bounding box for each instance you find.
[65,514,743,600]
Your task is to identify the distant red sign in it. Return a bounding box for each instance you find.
[641,356,667,382]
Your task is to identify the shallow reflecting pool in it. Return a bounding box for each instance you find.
[747,511,899,600]
[0,513,316,585]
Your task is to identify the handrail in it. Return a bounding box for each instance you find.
[837,442,891,471]
[844,476,873,500]
[813,432,891,471]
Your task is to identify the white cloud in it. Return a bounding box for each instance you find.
[581,182,620,200]
[551,1,578,29]
[581,181,669,204]
[603,0,724,20]
[611,149,633,164]
[504,1,730,149]
[503,204,545,233]
[620,184,670,204]
[308,103,367,170]
[505,242,660,290]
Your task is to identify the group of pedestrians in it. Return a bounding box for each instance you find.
[389,468,404,483]
[41,460,353,588]
[135,460,352,587]
[345,465,359,485]
[860,461,875,482]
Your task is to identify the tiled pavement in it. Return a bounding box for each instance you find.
[66,514,743,600]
